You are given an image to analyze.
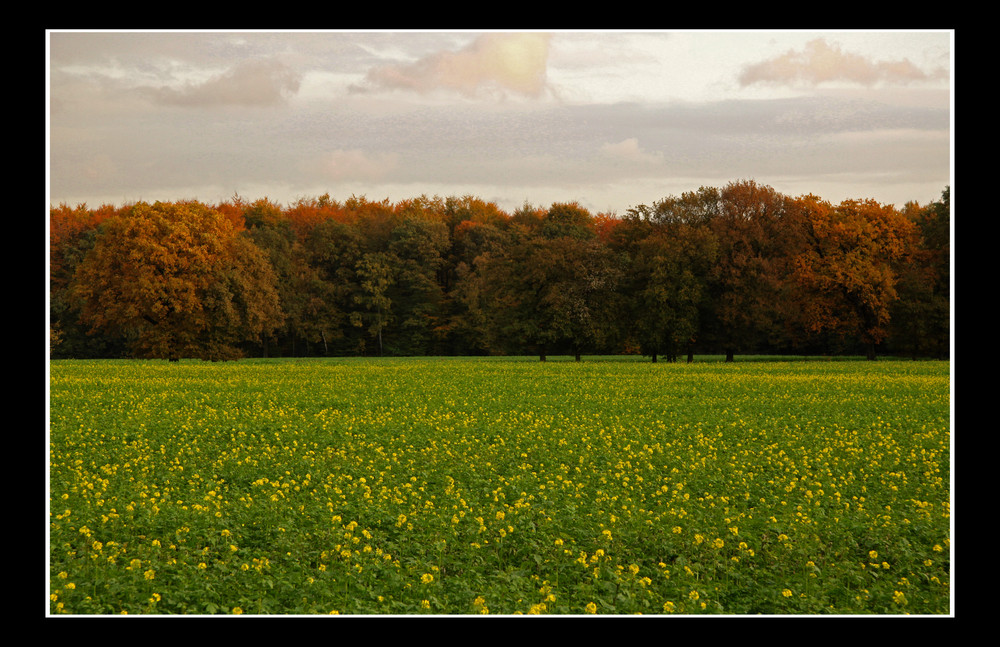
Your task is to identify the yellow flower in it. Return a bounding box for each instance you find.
[144,569,156,580]
[232,607,243,615]
[421,573,434,584]
[869,550,878,560]
[782,589,793,597]
[585,602,597,614]
[689,590,699,600]
[663,601,675,613]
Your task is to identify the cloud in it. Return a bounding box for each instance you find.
[323,149,400,182]
[147,58,302,107]
[354,33,552,98]
[738,38,946,88]
[600,137,664,165]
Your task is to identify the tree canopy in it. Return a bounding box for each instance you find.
[50,182,951,361]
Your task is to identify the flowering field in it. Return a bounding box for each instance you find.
[48,357,951,615]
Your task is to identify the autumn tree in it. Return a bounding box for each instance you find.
[706,180,794,361]
[70,200,283,361]
[788,195,916,360]
[50,203,127,358]
[442,195,509,235]
[239,196,344,357]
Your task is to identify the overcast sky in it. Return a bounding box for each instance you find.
[47,30,952,216]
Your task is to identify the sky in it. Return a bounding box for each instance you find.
[47,30,953,216]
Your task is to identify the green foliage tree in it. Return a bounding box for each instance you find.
[301,217,367,355]
[351,252,394,356]
[888,188,950,359]
[383,216,451,355]
[627,225,718,362]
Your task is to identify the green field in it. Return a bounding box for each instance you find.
[48,357,951,615]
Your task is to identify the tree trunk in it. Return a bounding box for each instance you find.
[725,348,734,362]
[575,352,581,362]
[866,342,877,361]
[539,344,546,362]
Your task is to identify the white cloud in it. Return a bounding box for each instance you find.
[600,138,664,165]
[146,58,302,107]
[353,33,553,99]
[738,37,948,88]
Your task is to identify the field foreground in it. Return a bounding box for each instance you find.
[48,357,951,615]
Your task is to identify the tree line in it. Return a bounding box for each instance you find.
[49,180,951,362]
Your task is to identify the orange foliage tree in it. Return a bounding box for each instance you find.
[788,195,917,360]
[70,200,283,360]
